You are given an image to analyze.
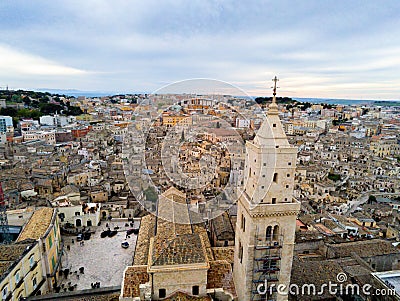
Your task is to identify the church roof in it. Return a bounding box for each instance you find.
[152,233,206,266]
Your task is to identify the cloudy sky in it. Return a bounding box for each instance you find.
[1,1,400,99]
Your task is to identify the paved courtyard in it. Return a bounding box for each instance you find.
[60,220,139,291]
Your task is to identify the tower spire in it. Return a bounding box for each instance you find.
[268,76,279,114]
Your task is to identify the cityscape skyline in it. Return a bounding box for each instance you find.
[1,1,400,99]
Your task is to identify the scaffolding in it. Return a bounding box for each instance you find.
[251,226,283,301]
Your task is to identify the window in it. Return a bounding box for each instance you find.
[192,285,199,295]
[159,289,166,298]
[287,174,290,177]
[52,256,56,270]
[239,242,243,263]
[263,163,266,166]
[273,173,278,183]
[266,226,272,240]
[29,255,35,267]
[242,215,246,232]
[48,236,53,248]
[15,271,20,283]
[286,185,289,188]
[273,124,276,127]
[75,212,80,216]
[288,162,292,165]
[2,286,8,299]
[32,276,37,289]
[272,198,276,204]
[58,213,65,221]
[261,186,265,189]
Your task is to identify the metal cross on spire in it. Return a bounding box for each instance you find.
[271,76,279,104]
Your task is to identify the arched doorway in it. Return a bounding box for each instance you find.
[76,219,82,227]
[87,220,92,227]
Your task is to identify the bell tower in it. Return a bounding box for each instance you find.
[233,77,300,301]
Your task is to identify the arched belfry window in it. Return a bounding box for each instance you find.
[273,173,278,183]
[266,226,272,240]
[273,225,279,240]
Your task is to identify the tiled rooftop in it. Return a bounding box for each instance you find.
[17,207,54,241]
[211,212,235,241]
[193,225,214,262]
[122,265,149,298]
[152,233,206,266]
[133,215,156,265]
[207,260,236,297]
[0,242,34,281]
[211,247,235,264]
[327,239,399,258]
[291,257,351,300]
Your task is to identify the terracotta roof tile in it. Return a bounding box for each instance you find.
[122,265,149,298]
[17,207,54,241]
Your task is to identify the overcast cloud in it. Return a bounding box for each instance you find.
[1,0,400,99]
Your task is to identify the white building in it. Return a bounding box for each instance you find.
[40,115,57,126]
[22,130,56,144]
[235,118,251,128]
[56,202,100,228]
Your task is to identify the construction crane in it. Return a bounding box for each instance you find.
[0,182,11,244]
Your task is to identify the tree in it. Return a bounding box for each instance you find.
[368,195,377,204]
[23,96,31,107]
[144,187,158,202]
[327,173,340,181]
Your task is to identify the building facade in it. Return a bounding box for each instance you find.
[233,86,300,301]
[0,241,46,301]
[16,208,63,292]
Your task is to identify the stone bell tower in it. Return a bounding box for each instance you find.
[233,77,300,301]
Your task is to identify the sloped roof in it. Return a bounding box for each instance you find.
[327,239,399,258]
[152,233,206,266]
[17,207,54,241]
[211,211,235,241]
[207,260,236,297]
[133,214,156,265]
[122,265,149,298]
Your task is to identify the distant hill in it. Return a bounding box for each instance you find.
[0,89,83,125]
[254,96,296,105]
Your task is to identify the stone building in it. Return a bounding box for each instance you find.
[233,86,300,301]
[120,187,236,300]
[16,208,62,292]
